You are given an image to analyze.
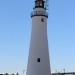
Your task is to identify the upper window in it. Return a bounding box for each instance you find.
[41,18,44,22]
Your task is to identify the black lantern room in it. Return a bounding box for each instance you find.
[35,0,45,8]
[31,0,48,18]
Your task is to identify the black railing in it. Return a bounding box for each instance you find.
[31,11,48,18]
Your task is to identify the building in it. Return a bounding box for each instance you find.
[52,72,75,75]
[26,0,51,75]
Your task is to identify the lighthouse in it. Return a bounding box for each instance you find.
[26,0,51,75]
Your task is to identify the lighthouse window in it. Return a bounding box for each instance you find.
[37,58,40,62]
[40,2,42,6]
[41,18,44,22]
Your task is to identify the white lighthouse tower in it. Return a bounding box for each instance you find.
[26,0,51,75]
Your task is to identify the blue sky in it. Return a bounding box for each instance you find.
[0,0,75,74]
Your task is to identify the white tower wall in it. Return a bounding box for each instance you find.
[26,1,51,75]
